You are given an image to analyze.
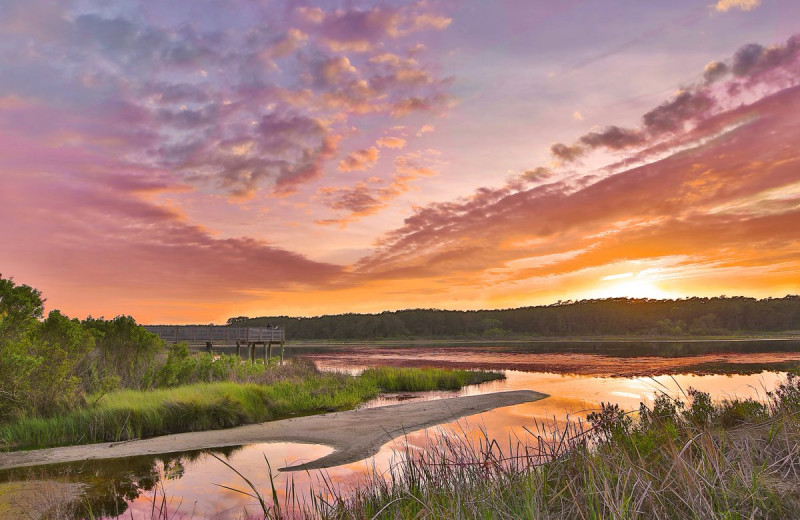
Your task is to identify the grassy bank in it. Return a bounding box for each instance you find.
[361,366,504,391]
[302,374,800,519]
[0,364,503,451]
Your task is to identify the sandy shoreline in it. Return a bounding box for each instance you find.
[0,390,547,472]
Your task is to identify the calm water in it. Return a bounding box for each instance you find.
[6,340,800,519]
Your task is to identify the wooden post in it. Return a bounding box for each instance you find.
[236,341,241,358]
[249,342,255,363]
[280,341,284,365]
[265,342,271,363]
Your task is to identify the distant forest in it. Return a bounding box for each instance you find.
[228,296,800,339]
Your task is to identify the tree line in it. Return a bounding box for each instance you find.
[229,296,800,340]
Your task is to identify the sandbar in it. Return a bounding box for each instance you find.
[0,390,547,472]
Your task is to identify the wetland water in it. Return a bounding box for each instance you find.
[4,340,800,519]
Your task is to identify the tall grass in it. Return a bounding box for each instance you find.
[360,366,505,392]
[0,374,377,450]
[303,375,800,519]
[0,363,503,451]
[21,372,800,519]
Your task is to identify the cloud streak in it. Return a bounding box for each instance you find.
[549,34,800,165]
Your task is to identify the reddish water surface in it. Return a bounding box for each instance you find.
[304,343,800,377]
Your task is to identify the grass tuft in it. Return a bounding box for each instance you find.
[361,366,505,392]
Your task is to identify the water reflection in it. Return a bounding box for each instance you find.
[301,342,800,377]
[5,342,799,518]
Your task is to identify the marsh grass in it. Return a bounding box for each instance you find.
[360,366,505,392]
[0,375,375,450]
[300,376,800,520]
[22,372,800,520]
[0,363,503,451]
[199,373,800,520]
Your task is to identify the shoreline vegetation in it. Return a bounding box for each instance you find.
[35,371,799,520]
[299,372,800,519]
[0,275,507,452]
[176,372,800,520]
[0,363,505,452]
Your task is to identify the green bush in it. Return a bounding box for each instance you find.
[28,310,95,415]
[716,399,768,427]
[83,315,164,390]
[684,388,714,426]
[0,276,44,421]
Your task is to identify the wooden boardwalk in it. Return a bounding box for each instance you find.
[144,325,286,363]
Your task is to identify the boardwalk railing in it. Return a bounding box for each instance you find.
[144,325,285,345]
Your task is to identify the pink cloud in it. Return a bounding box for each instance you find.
[0,1,455,205]
[0,164,342,321]
[337,147,380,172]
[549,34,800,165]
[318,150,442,225]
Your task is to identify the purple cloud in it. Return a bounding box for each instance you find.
[0,1,454,201]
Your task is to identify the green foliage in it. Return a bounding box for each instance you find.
[27,310,95,415]
[0,360,502,450]
[770,369,800,411]
[716,398,768,427]
[154,342,197,387]
[0,275,175,421]
[82,315,164,390]
[0,337,39,422]
[684,387,714,426]
[655,318,685,335]
[0,277,47,421]
[587,402,632,442]
[638,392,684,431]
[0,275,43,342]
[153,343,277,388]
[239,295,800,339]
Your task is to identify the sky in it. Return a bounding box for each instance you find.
[0,0,799,323]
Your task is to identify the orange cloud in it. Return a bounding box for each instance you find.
[376,136,407,149]
[337,146,380,172]
[355,80,800,305]
[715,0,761,12]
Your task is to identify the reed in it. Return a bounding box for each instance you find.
[303,375,800,519]
[360,366,505,392]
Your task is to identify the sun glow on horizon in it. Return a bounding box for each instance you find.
[588,273,676,300]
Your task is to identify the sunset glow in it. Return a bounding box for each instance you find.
[1,1,799,323]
